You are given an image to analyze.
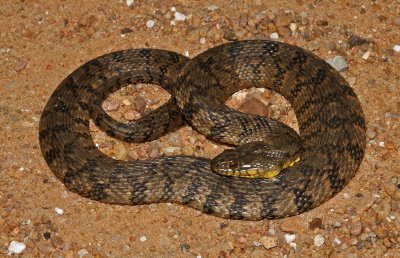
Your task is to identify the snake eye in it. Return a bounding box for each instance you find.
[228,161,238,170]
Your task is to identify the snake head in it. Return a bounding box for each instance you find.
[210,141,300,179]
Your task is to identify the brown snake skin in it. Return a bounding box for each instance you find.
[39,40,366,220]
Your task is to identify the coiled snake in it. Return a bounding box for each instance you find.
[39,40,366,220]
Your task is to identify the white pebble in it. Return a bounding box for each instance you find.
[362,51,370,60]
[326,56,348,72]
[8,241,26,255]
[333,237,342,245]
[199,37,206,44]
[393,45,400,52]
[126,0,134,7]
[146,20,155,28]
[270,32,279,39]
[78,249,88,257]
[55,207,64,215]
[284,233,296,243]
[171,6,176,12]
[174,12,186,21]
[184,51,190,57]
[379,141,385,147]
[314,234,325,247]
[343,193,349,199]
[139,235,147,242]
[289,23,297,33]
[207,5,219,11]
[170,20,176,26]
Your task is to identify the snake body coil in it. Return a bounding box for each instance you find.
[39,40,366,220]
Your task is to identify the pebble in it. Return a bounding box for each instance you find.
[325,40,336,51]
[167,133,181,146]
[392,16,400,26]
[146,20,155,28]
[114,143,128,160]
[165,146,180,154]
[350,222,363,236]
[284,233,296,244]
[77,249,88,257]
[326,56,348,72]
[126,0,134,7]
[147,142,160,158]
[133,95,146,113]
[238,97,268,116]
[314,234,325,247]
[104,100,119,111]
[54,207,64,215]
[309,218,323,230]
[259,236,278,249]
[393,45,400,52]
[270,32,279,39]
[207,5,218,11]
[174,12,186,21]
[139,235,147,242]
[375,226,389,238]
[199,37,206,44]
[348,35,369,47]
[275,14,292,27]
[8,241,26,255]
[362,51,370,60]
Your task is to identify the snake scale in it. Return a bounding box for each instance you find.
[39,40,366,220]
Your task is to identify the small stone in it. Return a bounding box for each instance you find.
[133,96,147,113]
[114,143,128,160]
[383,237,392,248]
[259,236,278,249]
[309,218,323,230]
[54,207,64,215]
[51,236,64,248]
[122,99,131,106]
[124,111,137,120]
[375,226,389,238]
[199,37,206,44]
[207,5,218,11]
[104,100,119,111]
[326,56,348,72]
[348,35,369,47]
[192,13,201,28]
[139,235,147,242]
[8,241,26,255]
[392,16,400,26]
[167,133,181,146]
[147,142,160,158]
[270,32,279,39]
[325,41,336,51]
[77,249,88,257]
[393,45,400,52]
[174,12,186,21]
[238,97,268,116]
[350,222,363,236]
[275,14,292,27]
[164,147,180,154]
[362,51,371,60]
[314,234,325,247]
[289,23,297,33]
[146,20,155,28]
[284,233,296,244]
[126,0,134,7]
[14,59,27,72]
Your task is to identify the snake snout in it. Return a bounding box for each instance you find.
[210,141,301,179]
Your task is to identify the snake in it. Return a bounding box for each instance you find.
[39,40,366,220]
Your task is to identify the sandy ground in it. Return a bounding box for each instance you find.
[1,1,399,257]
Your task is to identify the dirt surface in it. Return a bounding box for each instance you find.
[1,1,400,257]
